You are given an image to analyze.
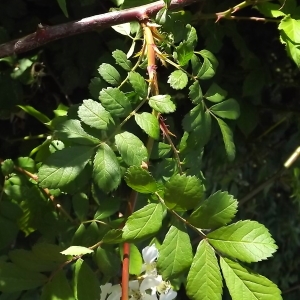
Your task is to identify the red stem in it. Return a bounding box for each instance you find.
[0,0,198,58]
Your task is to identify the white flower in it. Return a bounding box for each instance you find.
[129,277,161,300]
[159,289,177,300]
[141,244,159,276]
[100,283,121,300]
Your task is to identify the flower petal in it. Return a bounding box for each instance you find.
[142,244,159,263]
[140,276,162,293]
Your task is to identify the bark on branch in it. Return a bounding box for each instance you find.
[0,0,198,58]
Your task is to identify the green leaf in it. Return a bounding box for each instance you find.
[185,24,198,48]
[73,259,100,300]
[168,70,188,90]
[56,0,68,17]
[99,87,132,117]
[94,198,120,220]
[89,77,108,99]
[78,99,112,130]
[41,270,74,300]
[280,31,300,68]
[120,244,143,275]
[125,166,157,194]
[210,99,240,120]
[186,240,223,300]
[112,49,132,71]
[151,142,172,159]
[176,41,194,66]
[94,247,121,277]
[72,192,89,222]
[18,105,51,126]
[207,220,278,263]
[188,191,238,229]
[279,15,300,44]
[55,119,100,145]
[1,159,14,176]
[9,249,60,272]
[128,71,148,98]
[98,63,121,86]
[135,112,160,140]
[60,246,93,256]
[205,83,228,103]
[197,50,218,80]
[38,146,94,189]
[102,229,124,244]
[32,243,67,263]
[164,174,204,211]
[220,257,282,300]
[149,95,176,114]
[188,81,203,104]
[122,203,163,241]
[256,2,285,18]
[93,143,121,193]
[0,263,47,292]
[216,118,235,161]
[115,131,148,166]
[111,23,131,36]
[157,224,193,279]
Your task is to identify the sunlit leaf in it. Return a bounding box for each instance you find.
[188,81,203,104]
[207,220,278,263]
[128,71,148,98]
[205,83,228,103]
[135,112,160,140]
[98,63,121,86]
[168,70,188,90]
[176,41,193,66]
[210,99,240,120]
[60,246,93,256]
[279,15,300,44]
[112,49,132,71]
[149,95,176,114]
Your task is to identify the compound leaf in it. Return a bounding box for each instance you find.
[135,112,160,140]
[188,191,238,229]
[115,131,148,166]
[149,95,176,114]
[176,41,194,66]
[164,174,204,211]
[99,87,131,117]
[168,70,188,90]
[38,146,94,189]
[216,118,235,161]
[210,99,240,120]
[220,257,282,300]
[112,49,132,71]
[205,83,228,103]
[78,99,112,130]
[207,220,278,263]
[128,71,148,98]
[188,81,203,104]
[122,203,163,241]
[125,166,157,194]
[93,143,121,193]
[186,240,223,300]
[157,224,193,279]
[98,63,121,86]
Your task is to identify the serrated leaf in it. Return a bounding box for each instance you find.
[188,81,203,104]
[78,99,112,130]
[205,83,228,103]
[151,142,172,159]
[197,50,218,80]
[210,99,240,120]
[125,166,157,194]
[111,23,131,36]
[168,70,188,90]
[279,15,300,44]
[280,31,300,68]
[60,246,93,256]
[157,224,193,279]
[41,270,74,300]
[55,119,100,145]
[207,220,278,263]
[128,71,148,98]
[164,174,204,211]
[135,112,160,140]
[115,131,148,166]
[188,191,238,229]
[185,24,198,48]
[38,146,94,189]
[99,87,132,117]
[176,41,194,66]
[98,63,121,86]
[149,95,176,113]
[73,259,100,300]
[102,229,124,244]
[112,49,132,71]
[122,203,163,241]
[186,240,223,300]
[0,263,47,292]
[220,257,282,300]
[93,143,121,193]
[216,118,235,161]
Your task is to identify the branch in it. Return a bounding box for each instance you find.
[0,0,198,58]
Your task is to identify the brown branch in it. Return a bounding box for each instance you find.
[0,0,199,59]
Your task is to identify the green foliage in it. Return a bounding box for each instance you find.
[2,0,298,298]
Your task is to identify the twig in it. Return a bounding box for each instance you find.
[0,0,199,58]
